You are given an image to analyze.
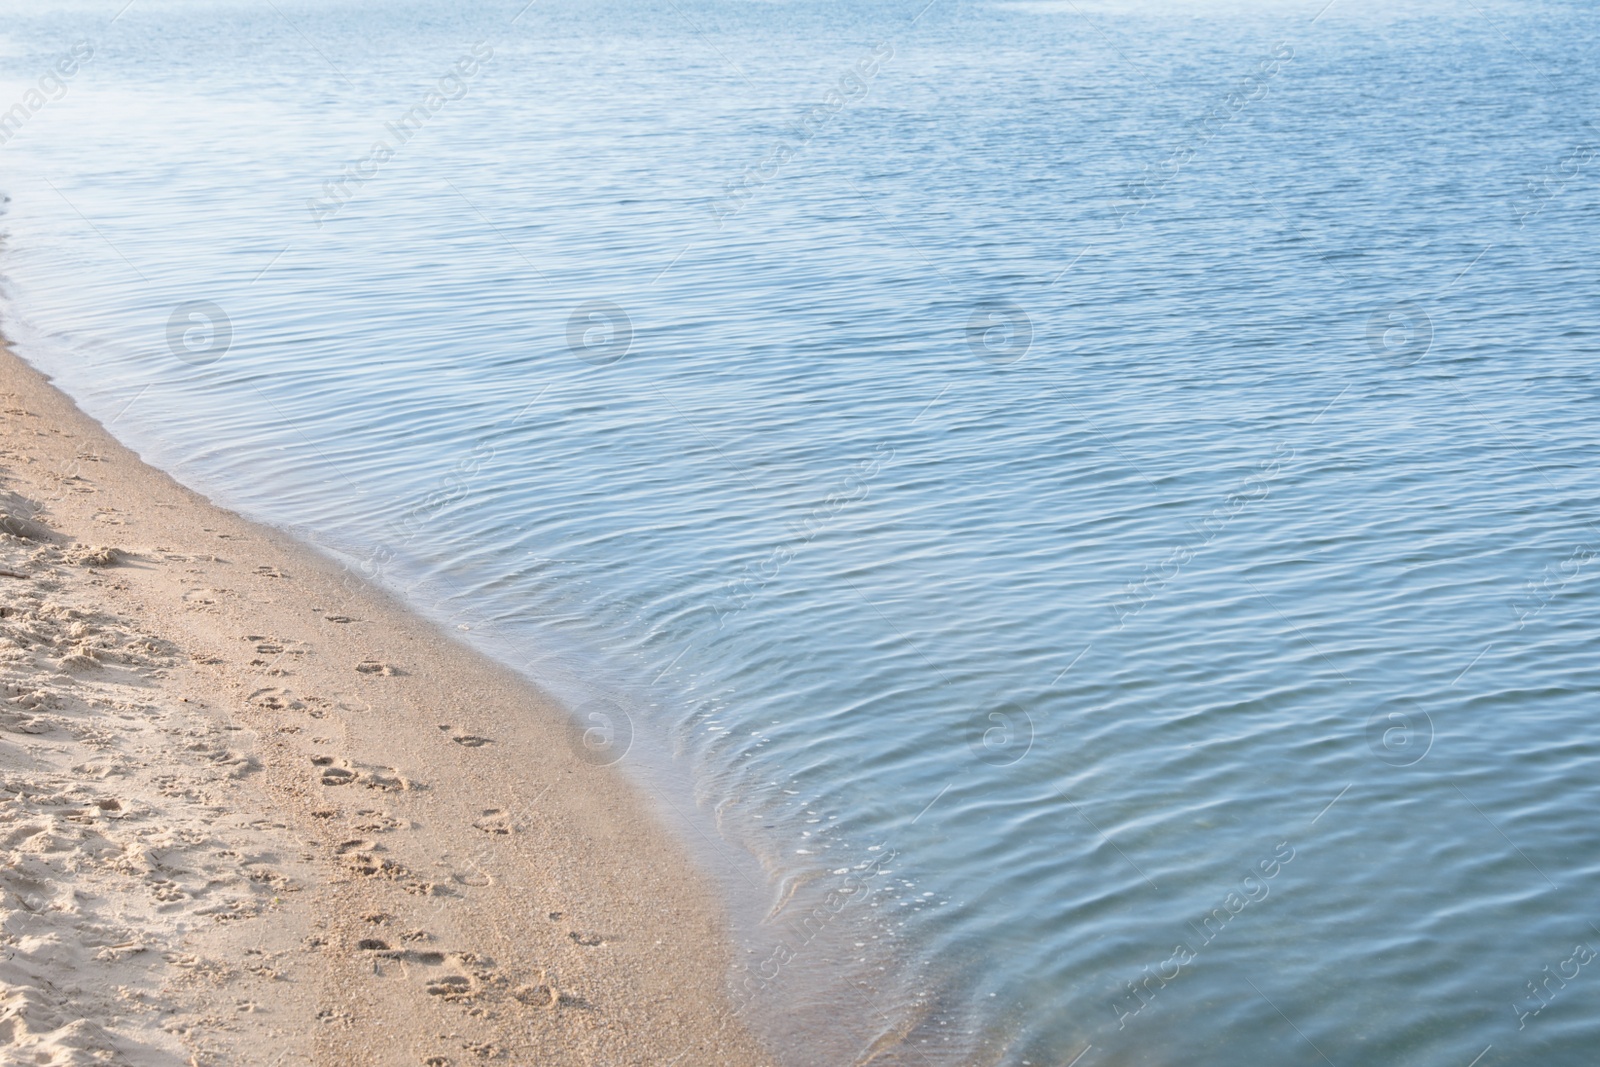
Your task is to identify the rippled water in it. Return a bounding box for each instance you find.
[4,0,1600,1062]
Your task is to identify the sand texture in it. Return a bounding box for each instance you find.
[0,342,769,1066]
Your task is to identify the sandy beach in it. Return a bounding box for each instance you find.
[0,339,769,1065]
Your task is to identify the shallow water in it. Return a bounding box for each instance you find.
[3,0,1600,1062]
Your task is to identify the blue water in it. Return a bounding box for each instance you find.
[4,0,1600,1062]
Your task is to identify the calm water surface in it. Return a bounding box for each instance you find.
[3,0,1599,1062]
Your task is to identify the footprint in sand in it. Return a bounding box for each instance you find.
[334,837,381,856]
[311,756,418,792]
[244,635,307,660]
[451,735,491,748]
[313,759,358,787]
[421,953,493,1001]
[334,839,406,880]
[472,809,512,835]
[181,587,232,610]
[246,687,305,712]
[350,809,402,833]
[355,659,401,676]
[425,974,473,999]
[512,979,561,1010]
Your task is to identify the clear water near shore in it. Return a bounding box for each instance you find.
[3,0,1600,1062]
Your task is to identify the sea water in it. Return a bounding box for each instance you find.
[2,0,1599,1062]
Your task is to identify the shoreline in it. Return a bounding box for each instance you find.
[0,338,771,1064]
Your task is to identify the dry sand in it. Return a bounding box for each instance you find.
[0,340,772,1066]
